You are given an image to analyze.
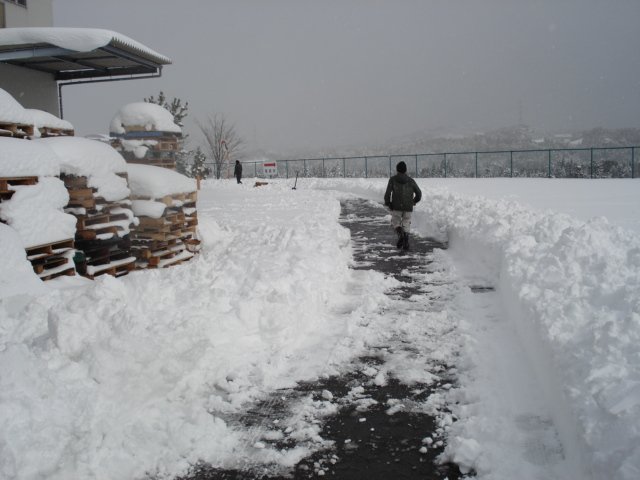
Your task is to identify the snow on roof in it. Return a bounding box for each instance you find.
[0,87,32,125]
[0,27,171,65]
[127,164,195,198]
[110,102,181,135]
[0,137,60,177]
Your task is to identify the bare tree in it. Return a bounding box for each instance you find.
[197,114,244,179]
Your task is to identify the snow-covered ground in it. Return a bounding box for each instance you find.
[1,177,639,479]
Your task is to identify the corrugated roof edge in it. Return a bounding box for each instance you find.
[108,35,172,65]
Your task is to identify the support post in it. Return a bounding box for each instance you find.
[632,147,635,179]
[475,152,478,178]
[286,161,289,179]
[365,157,368,178]
[322,158,325,178]
[590,148,594,179]
[444,153,447,178]
[415,154,418,177]
[548,150,551,178]
[510,151,513,177]
[343,158,346,178]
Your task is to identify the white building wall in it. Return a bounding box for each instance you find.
[2,0,53,27]
[0,1,58,115]
[0,63,59,116]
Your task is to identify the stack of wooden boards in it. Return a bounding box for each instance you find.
[61,173,137,279]
[112,131,180,170]
[130,191,200,269]
[0,175,76,280]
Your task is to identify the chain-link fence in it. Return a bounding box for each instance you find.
[209,146,639,180]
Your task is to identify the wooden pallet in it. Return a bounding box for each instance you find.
[0,122,35,138]
[85,256,136,279]
[0,176,39,201]
[39,127,75,138]
[25,238,76,280]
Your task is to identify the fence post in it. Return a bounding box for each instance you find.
[475,152,478,178]
[322,158,325,178]
[590,148,594,179]
[415,154,418,177]
[548,150,551,178]
[286,160,289,179]
[632,147,635,179]
[304,159,307,177]
[365,157,368,178]
[444,153,447,178]
[510,151,513,177]
[389,156,392,177]
[343,158,346,178]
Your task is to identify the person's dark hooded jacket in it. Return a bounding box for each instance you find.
[384,172,421,212]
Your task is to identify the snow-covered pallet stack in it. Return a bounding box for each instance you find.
[60,173,136,279]
[130,191,198,268]
[0,137,78,281]
[40,137,138,280]
[110,102,182,171]
[128,164,199,269]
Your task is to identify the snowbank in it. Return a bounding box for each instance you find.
[38,137,130,202]
[127,163,195,198]
[110,102,181,134]
[0,181,384,479]
[0,137,60,177]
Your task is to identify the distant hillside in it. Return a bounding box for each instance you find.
[252,125,640,160]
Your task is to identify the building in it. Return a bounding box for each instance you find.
[0,0,171,118]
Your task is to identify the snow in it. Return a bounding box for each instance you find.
[110,102,181,134]
[127,163,195,198]
[0,177,76,248]
[120,138,157,158]
[131,199,166,218]
[0,223,47,303]
[37,137,130,202]
[25,109,74,133]
[0,137,60,177]
[0,87,32,125]
[0,27,171,64]
[1,87,73,136]
[0,177,639,479]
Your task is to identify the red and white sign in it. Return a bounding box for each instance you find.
[263,161,278,177]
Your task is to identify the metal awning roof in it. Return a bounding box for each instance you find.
[0,28,171,81]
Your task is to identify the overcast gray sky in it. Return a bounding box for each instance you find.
[52,0,640,153]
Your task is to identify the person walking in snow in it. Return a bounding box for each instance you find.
[234,160,243,184]
[384,161,422,250]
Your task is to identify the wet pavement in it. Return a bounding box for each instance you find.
[179,199,460,480]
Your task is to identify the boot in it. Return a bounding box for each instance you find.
[395,227,404,248]
[402,232,410,250]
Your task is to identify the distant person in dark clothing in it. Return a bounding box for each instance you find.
[234,160,243,184]
[384,161,422,250]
